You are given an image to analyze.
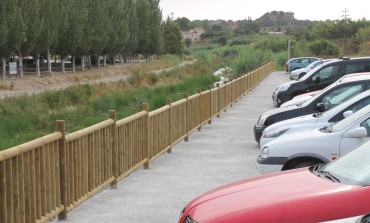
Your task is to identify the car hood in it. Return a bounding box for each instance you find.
[262,104,302,117]
[264,127,329,147]
[277,80,296,88]
[184,169,358,222]
[264,114,319,133]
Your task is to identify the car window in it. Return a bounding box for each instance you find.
[331,104,370,132]
[328,96,370,122]
[360,118,370,136]
[318,84,364,110]
[344,62,370,74]
[312,64,340,82]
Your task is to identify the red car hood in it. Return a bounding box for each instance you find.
[184,168,360,222]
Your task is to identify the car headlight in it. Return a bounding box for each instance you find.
[278,84,290,92]
[263,127,290,138]
[257,115,269,126]
[260,147,269,159]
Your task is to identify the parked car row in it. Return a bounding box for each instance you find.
[177,57,370,223]
[273,57,370,107]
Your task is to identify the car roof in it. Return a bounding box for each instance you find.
[338,72,370,84]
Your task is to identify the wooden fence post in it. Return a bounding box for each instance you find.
[197,89,202,131]
[217,83,221,118]
[56,120,67,220]
[208,86,212,124]
[167,100,172,154]
[184,93,189,142]
[142,103,150,169]
[109,110,118,189]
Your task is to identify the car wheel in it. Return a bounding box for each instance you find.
[294,160,320,169]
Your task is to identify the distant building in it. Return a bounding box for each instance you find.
[181,28,205,42]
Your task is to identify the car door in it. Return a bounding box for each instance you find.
[339,117,370,156]
[308,64,341,92]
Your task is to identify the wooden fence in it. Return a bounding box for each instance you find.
[0,62,276,223]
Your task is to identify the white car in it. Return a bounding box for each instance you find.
[260,90,370,148]
[280,90,321,107]
[256,103,370,175]
[289,59,331,80]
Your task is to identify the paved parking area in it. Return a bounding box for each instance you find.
[57,71,288,223]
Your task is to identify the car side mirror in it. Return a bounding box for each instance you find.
[342,127,368,138]
[314,76,321,83]
[343,110,353,118]
[316,103,325,112]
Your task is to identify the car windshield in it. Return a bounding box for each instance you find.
[320,141,370,186]
[330,103,370,132]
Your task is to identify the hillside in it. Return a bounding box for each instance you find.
[255,11,315,33]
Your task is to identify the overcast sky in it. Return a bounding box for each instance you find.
[160,0,369,21]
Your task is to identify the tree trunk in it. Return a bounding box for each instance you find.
[2,57,6,79]
[97,54,101,69]
[72,57,76,73]
[36,54,40,77]
[19,52,23,77]
[103,55,107,67]
[123,52,128,63]
[61,57,65,74]
[88,55,92,69]
[81,55,85,71]
[47,49,52,72]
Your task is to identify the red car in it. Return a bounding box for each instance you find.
[178,141,370,223]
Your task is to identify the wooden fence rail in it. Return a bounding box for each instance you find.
[0,62,276,222]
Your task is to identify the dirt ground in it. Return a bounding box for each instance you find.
[0,60,194,99]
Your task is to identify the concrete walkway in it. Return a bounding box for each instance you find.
[55,71,288,223]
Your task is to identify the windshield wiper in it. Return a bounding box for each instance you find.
[312,164,340,182]
[320,124,333,133]
[312,113,322,118]
[318,170,341,182]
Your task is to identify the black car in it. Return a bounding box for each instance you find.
[272,57,370,107]
[254,73,370,143]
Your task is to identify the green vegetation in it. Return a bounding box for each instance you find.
[0,59,218,150]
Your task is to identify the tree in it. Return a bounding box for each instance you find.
[175,17,191,31]
[184,38,192,48]
[235,19,259,35]
[162,17,184,55]
[18,0,43,77]
[55,0,89,73]
[6,0,27,76]
[102,0,127,65]
[86,0,110,68]
[123,0,139,63]
[146,0,163,59]
[136,0,151,59]
[0,0,9,79]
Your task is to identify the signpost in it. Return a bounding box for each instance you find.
[8,62,17,78]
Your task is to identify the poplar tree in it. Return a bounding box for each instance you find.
[55,0,88,73]
[123,0,139,63]
[137,0,151,60]
[0,0,9,79]
[162,17,184,55]
[86,0,110,68]
[33,0,69,75]
[18,0,43,77]
[147,0,164,59]
[6,0,26,76]
[103,0,128,65]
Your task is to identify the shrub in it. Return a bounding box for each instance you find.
[308,40,340,56]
